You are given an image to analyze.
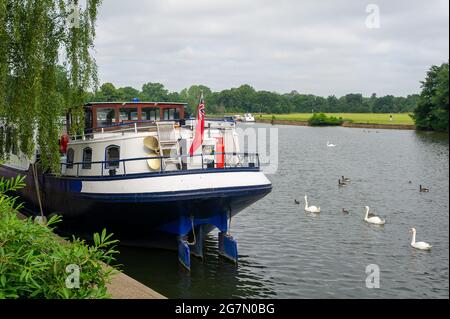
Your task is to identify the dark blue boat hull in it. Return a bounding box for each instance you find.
[0,165,271,248]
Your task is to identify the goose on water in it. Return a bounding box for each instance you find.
[294,199,300,205]
[341,176,351,182]
[342,208,349,214]
[363,206,385,225]
[338,179,348,187]
[304,195,320,213]
[419,185,429,192]
[409,228,432,250]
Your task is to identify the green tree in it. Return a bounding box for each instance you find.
[140,82,169,102]
[180,85,212,114]
[0,0,102,171]
[413,62,449,131]
[96,83,120,101]
[118,86,140,101]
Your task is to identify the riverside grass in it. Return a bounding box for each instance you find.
[0,175,119,299]
[257,113,414,125]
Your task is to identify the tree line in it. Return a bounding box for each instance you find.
[87,82,420,116]
[412,62,449,132]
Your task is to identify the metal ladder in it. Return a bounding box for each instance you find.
[156,122,182,170]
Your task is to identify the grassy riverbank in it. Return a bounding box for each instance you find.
[257,113,414,125]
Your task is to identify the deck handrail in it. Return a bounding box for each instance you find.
[70,118,234,140]
[60,152,260,177]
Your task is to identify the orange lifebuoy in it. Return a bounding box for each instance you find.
[59,134,69,154]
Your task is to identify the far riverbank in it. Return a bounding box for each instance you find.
[255,119,416,130]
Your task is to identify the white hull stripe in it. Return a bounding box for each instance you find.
[81,171,271,194]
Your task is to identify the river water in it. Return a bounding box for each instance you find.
[118,124,449,299]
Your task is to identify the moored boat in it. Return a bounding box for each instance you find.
[0,101,272,270]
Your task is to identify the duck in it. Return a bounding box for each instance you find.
[338,179,347,187]
[304,195,320,213]
[326,141,336,147]
[294,199,300,205]
[409,228,432,250]
[363,206,385,225]
[342,208,349,214]
[419,185,429,192]
[341,176,351,182]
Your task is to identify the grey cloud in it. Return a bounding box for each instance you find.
[94,0,449,96]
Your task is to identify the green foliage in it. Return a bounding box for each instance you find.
[90,82,420,117]
[0,174,119,299]
[308,113,345,126]
[0,0,103,172]
[413,62,449,132]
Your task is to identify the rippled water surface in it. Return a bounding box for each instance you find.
[119,124,449,298]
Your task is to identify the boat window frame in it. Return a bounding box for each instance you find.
[142,106,160,121]
[82,147,93,169]
[105,145,120,169]
[119,107,139,122]
[66,148,75,169]
[96,107,117,127]
[163,108,180,120]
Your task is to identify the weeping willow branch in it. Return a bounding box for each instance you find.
[0,0,102,170]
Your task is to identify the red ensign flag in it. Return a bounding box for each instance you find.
[189,93,205,155]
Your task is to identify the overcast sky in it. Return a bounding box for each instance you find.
[94,0,449,97]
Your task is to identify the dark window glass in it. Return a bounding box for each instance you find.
[105,145,120,169]
[163,108,180,120]
[119,108,138,121]
[96,108,116,127]
[142,107,160,121]
[67,148,75,169]
[82,148,92,169]
[84,109,93,132]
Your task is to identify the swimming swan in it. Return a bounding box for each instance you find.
[409,228,432,250]
[327,141,336,147]
[304,195,320,213]
[364,206,385,225]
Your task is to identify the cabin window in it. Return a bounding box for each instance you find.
[105,145,120,169]
[67,148,75,169]
[84,109,93,133]
[119,108,138,121]
[82,147,92,169]
[142,107,160,121]
[96,108,116,127]
[163,108,180,120]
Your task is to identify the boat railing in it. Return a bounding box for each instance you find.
[70,118,234,140]
[60,152,260,177]
[70,120,184,140]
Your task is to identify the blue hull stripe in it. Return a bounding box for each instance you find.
[78,184,272,203]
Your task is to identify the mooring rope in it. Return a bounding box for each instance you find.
[186,216,197,246]
[31,162,45,219]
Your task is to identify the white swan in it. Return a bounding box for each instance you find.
[409,228,432,250]
[304,195,320,213]
[363,206,385,225]
[327,141,336,147]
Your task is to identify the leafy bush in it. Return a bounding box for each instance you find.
[0,175,119,299]
[308,113,344,126]
[413,62,449,132]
